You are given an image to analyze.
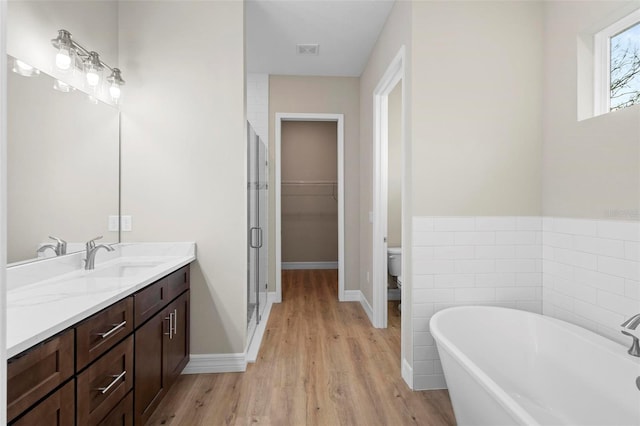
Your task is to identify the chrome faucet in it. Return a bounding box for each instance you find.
[84,236,114,270]
[621,313,640,357]
[36,236,67,257]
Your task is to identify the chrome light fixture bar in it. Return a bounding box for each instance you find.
[51,29,125,102]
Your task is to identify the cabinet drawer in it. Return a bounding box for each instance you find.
[7,329,74,422]
[10,379,75,426]
[167,265,190,301]
[98,390,133,426]
[76,297,134,371]
[134,277,168,327]
[77,335,134,426]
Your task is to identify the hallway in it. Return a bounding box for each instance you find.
[148,270,455,425]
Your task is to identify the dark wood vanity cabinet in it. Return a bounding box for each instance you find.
[134,279,190,426]
[7,264,191,426]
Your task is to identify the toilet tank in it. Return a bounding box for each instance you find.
[387,247,402,277]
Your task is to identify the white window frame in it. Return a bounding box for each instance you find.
[594,7,640,116]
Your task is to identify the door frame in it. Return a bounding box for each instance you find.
[275,113,345,303]
[0,2,8,421]
[372,46,405,328]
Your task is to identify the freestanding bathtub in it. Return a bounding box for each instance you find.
[430,306,640,426]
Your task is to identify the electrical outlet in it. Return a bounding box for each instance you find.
[108,215,120,231]
[121,215,132,232]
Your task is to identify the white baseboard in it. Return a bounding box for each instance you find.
[282,261,338,270]
[402,358,413,390]
[359,292,374,325]
[182,353,247,374]
[245,292,277,363]
[343,290,360,302]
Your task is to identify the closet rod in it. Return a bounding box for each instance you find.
[281,180,337,185]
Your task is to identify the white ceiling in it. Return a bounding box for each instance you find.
[246,0,395,77]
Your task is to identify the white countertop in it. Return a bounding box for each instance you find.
[7,243,196,358]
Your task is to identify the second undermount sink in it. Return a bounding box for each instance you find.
[89,260,165,278]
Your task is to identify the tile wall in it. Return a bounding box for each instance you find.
[411,215,640,390]
[411,216,543,390]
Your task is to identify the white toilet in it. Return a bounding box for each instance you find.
[387,247,402,311]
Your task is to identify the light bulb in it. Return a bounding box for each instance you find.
[109,82,121,101]
[83,51,103,89]
[55,46,72,70]
[107,68,125,103]
[86,71,100,87]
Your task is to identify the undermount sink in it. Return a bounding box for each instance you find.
[89,261,164,278]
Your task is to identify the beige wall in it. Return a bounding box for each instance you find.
[543,0,640,220]
[7,0,119,105]
[387,81,402,248]
[412,0,543,217]
[281,121,338,263]
[269,76,360,290]
[119,1,247,354]
[359,0,413,369]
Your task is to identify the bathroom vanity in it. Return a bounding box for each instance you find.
[6,243,196,426]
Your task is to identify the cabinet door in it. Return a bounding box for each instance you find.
[165,291,190,387]
[134,308,170,426]
[11,380,74,426]
[98,390,133,426]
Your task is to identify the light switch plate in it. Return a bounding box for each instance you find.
[108,215,120,231]
[121,215,132,232]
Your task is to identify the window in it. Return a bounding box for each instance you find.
[594,8,640,114]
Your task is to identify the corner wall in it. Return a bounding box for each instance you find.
[118,1,247,355]
[359,0,413,384]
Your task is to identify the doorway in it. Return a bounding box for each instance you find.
[372,47,406,326]
[275,113,345,303]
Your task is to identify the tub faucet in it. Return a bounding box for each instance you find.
[84,236,114,270]
[621,313,640,357]
[36,236,67,257]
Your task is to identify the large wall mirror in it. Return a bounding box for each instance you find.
[7,55,120,265]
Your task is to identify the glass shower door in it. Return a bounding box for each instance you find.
[247,122,268,332]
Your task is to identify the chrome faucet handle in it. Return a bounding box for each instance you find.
[48,236,67,255]
[86,236,103,250]
[621,314,640,357]
[621,313,640,330]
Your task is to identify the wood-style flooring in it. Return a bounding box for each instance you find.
[147,269,456,425]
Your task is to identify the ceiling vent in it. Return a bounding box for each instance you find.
[296,44,319,55]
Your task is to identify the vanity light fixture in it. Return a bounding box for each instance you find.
[11,58,40,77]
[107,68,125,102]
[51,29,125,102]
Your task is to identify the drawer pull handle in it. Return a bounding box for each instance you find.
[97,321,127,339]
[164,313,174,339]
[173,309,178,335]
[96,370,126,394]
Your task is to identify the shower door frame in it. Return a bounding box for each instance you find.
[274,113,345,303]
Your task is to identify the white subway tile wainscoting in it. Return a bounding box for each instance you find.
[542,217,640,345]
[412,216,640,390]
[411,216,543,390]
